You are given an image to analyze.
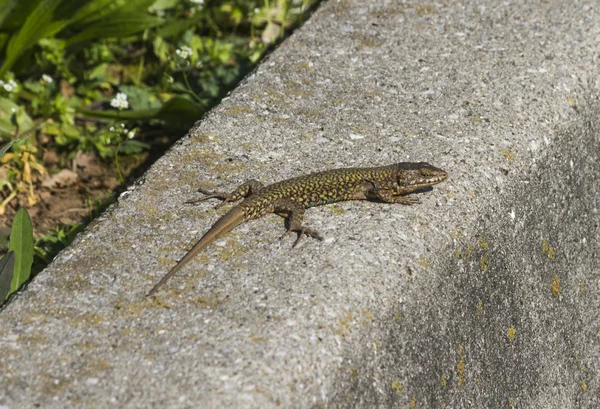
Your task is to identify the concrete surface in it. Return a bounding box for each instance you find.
[1,0,600,408]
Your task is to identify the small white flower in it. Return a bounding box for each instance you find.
[110,93,129,110]
[175,46,193,60]
[42,74,53,84]
[254,8,260,14]
[127,130,136,139]
[190,0,204,4]
[1,79,18,92]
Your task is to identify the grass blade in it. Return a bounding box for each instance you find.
[0,135,27,158]
[0,0,66,77]
[0,0,19,29]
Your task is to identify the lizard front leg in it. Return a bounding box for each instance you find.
[274,199,323,247]
[186,179,264,208]
[367,184,420,205]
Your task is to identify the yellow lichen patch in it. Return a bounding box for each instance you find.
[362,309,374,320]
[509,397,516,407]
[148,294,174,309]
[248,335,268,343]
[476,299,483,315]
[350,367,358,382]
[453,248,461,260]
[410,395,417,409]
[330,98,346,106]
[189,296,221,309]
[391,380,403,394]
[189,132,217,144]
[463,244,475,258]
[579,280,585,295]
[417,256,429,269]
[581,380,588,392]
[328,205,346,216]
[456,344,466,388]
[394,311,402,323]
[541,238,556,260]
[500,148,515,161]
[551,275,561,297]
[477,236,489,251]
[17,332,49,346]
[441,375,447,388]
[480,254,488,271]
[508,327,517,342]
[67,312,105,329]
[450,229,463,238]
[372,341,380,351]
[223,105,255,116]
[335,311,353,336]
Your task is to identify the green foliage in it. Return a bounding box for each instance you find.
[0,0,319,277]
[0,251,15,302]
[0,208,34,303]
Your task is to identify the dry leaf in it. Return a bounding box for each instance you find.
[42,169,78,188]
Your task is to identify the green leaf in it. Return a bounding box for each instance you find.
[7,207,34,296]
[118,139,150,154]
[152,36,170,63]
[151,0,179,11]
[69,0,155,26]
[78,96,203,129]
[0,0,69,77]
[0,0,19,29]
[118,85,153,110]
[0,0,39,32]
[0,251,15,302]
[154,96,204,127]
[65,13,164,46]
[0,136,27,158]
[0,98,33,136]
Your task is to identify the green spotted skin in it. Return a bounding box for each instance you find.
[240,162,447,219]
[147,162,447,295]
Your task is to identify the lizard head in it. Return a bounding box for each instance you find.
[395,162,448,192]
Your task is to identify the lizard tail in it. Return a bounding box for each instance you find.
[146,206,246,296]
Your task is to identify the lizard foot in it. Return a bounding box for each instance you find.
[186,190,231,208]
[281,227,323,248]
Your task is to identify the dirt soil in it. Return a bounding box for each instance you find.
[0,151,145,239]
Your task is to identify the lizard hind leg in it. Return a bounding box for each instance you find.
[274,199,323,247]
[186,179,264,208]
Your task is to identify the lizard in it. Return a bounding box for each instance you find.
[147,162,447,296]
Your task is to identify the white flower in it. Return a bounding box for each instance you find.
[42,74,53,84]
[127,130,136,139]
[175,46,193,60]
[110,93,129,110]
[190,0,204,4]
[1,79,18,92]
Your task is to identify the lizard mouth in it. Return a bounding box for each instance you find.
[405,173,448,187]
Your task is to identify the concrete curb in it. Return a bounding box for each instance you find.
[1,1,599,408]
